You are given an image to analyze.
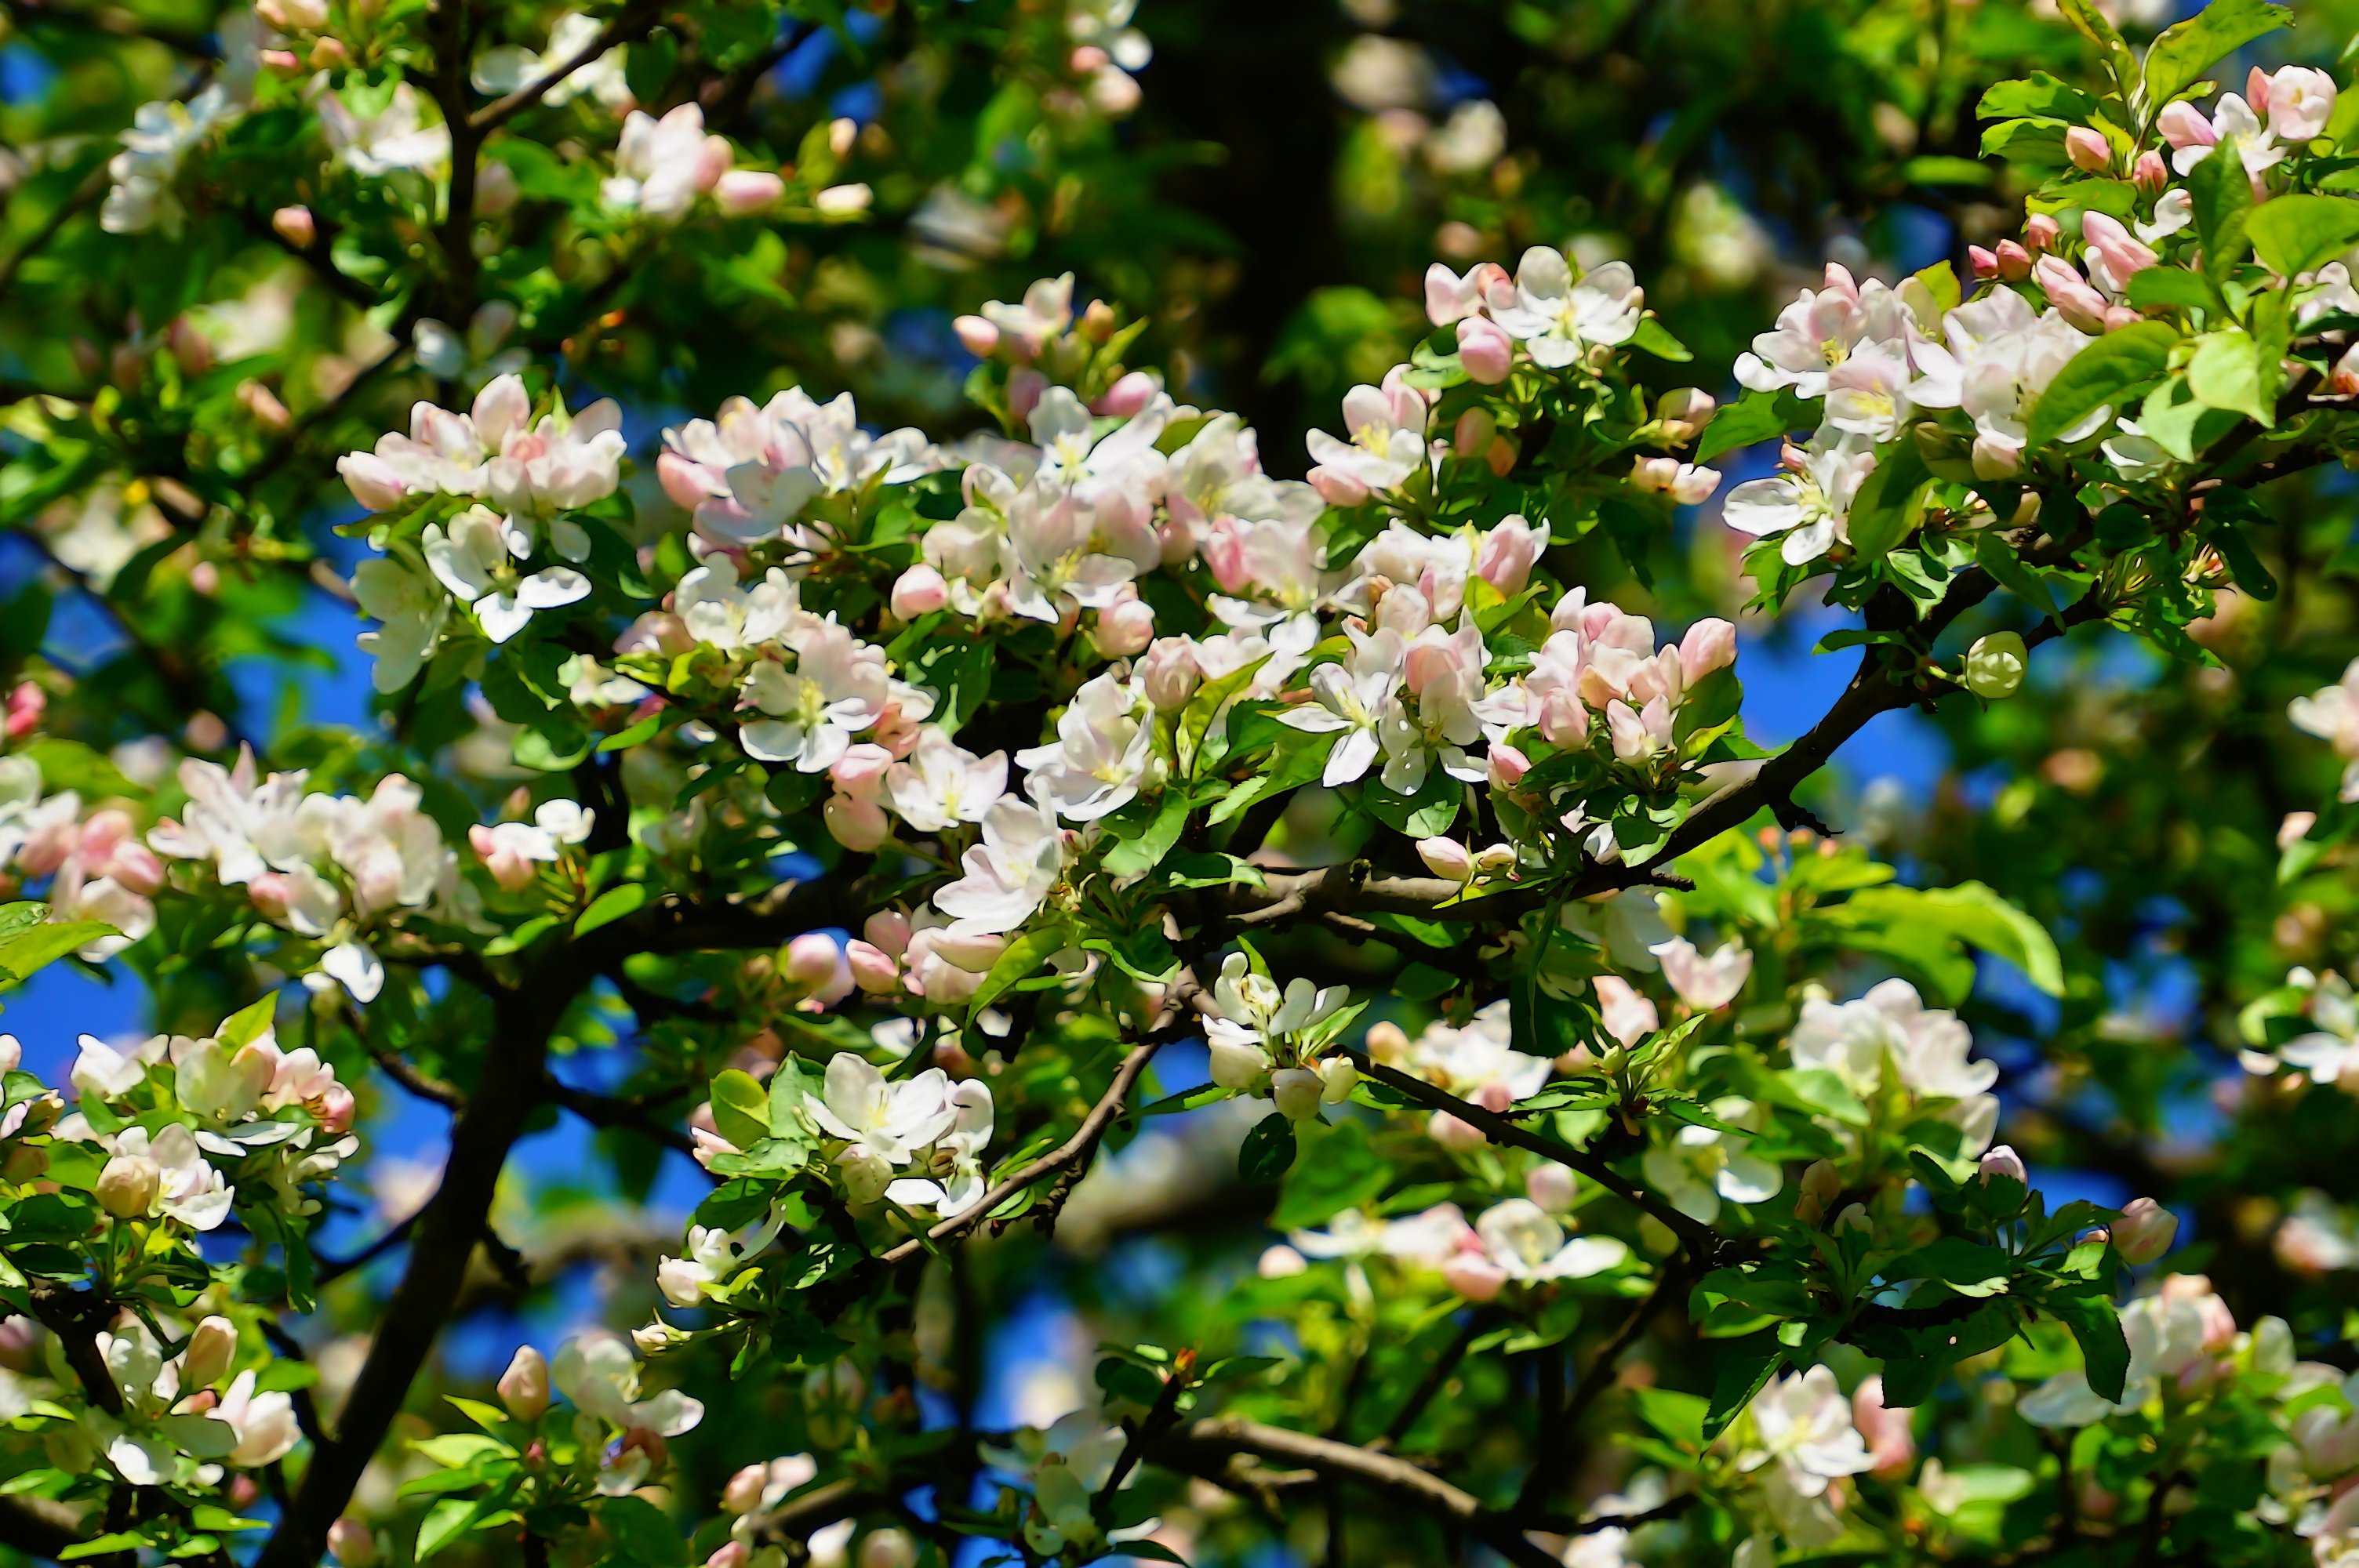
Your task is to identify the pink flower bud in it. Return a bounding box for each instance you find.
[1978,1143,2028,1185]
[1678,617,1736,679]
[181,1316,237,1389]
[862,909,911,960]
[785,933,852,1005]
[704,1545,749,1568]
[1442,1251,1508,1303]
[317,1081,355,1136]
[327,1520,377,1568]
[1525,1163,1576,1213]
[954,315,1000,357]
[1852,1375,1917,1478]
[2114,1196,2179,1264]
[1094,370,1161,418]
[97,1152,159,1218]
[714,169,785,215]
[1309,466,1371,507]
[1630,455,1677,492]
[1994,239,2032,281]
[474,160,519,216]
[846,940,900,994]
[2133,151,2168,193]
[498,1345,550,1421]
[2023,212,2061,253]
[2159,100,2218,151]
[1968,245,1999,280]
[5,682,44,739]
[1140,637,1201,712]
[1417,837,1475,884]
[890,564,950,619]
[1456,316,1515,383]
[1007,368,1045,424]
[337,452,409,513]
[1096,592,1155,655]
[271,205,317,249]
[823,794,890,852]
[1453,406,1496,456]
[2065,126,2111,172]
[696,135,734,193]
[1487,743,1530,790]
[1427,1109,1486,1152]
[1257,1243,1307,1279]
[829,743,893,803]
[2034,255,2110,332]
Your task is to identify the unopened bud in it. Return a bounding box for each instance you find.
[1978,1143,2028,1186]
[271,205,317,249]
[180,1315,237,1388]
[1965,631,2027,699]
[497,1345,550,1421]
[2114,1196,2179,1264]
[2065,126,2111,172]
[96,1153,159,1219]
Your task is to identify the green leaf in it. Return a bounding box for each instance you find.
[2124,267,2219,315]
[1102,793,1190,879]
[1629,317,1691,361]
[598,1497,689,1568]
[1178,654,1270,775]
[2143,0,2291,114]
[574,883,649,936]
[708,1068,773,1149]
[2189,137,2255,285]
[2024,320,2175,451]
[2245,192,2359,278]
[1702,1336,1785,1440]
[971,923,1075,1012]
[1238,1113,1297,1182]
[2186,328,2275,426]
[1845,437,1932,563]
[2045,1291,2131,1403]
[1977,73,2100,124]
[0,918,113,986]
[1696,387,1819,464]
[416,1498,487,1561]
[215,994,278,1048]
[1270,1120,1389,1229]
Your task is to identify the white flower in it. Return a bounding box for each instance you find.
[213,1370,300,1466]
[1743,1365,1874,1497]
[1788,978,1997,1152]
[1472,1199,1628,1281]
[885,729,1009,833]
[100,85,238,235]
[1277,628,1406,787]
[740,622,891,772]
[74,1034,151,1100]
[1016,673,1159,822]
[674,559,807,653]
[1203,953,1352,1101]
[603,103,717,221]
[1908,289,2097,478]
[931,789,1067,935]
[423,507,591,644]
[2018,1279,2234,1427]
[1489,248,1643,365]
[980,274,1075,356]
[147,748,314,887]
[1000,484,1161,624]
[657,1214,783,1307]
[114,1123,234,1231]
[1639,1100,1783,1225]
[316,81,452,176]
[1735,263,1920,399]
[351,557,450,693]
[2292,659,2359,802]
[804,1054,958,1202]
[884,1079,996,1214]
[471,13,631,109]
[1305,367,1433,501]
[551,1332,704,1435]
[1721,433,1877,567]
[1650,936,1753,1009]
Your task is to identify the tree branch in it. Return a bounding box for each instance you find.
[1147,1417,1561,1568]
[468,0,665,132]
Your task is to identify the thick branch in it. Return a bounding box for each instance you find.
[0,1494,89,1560]
[256,982,560,1568]
[1147,1418,1560,1568]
